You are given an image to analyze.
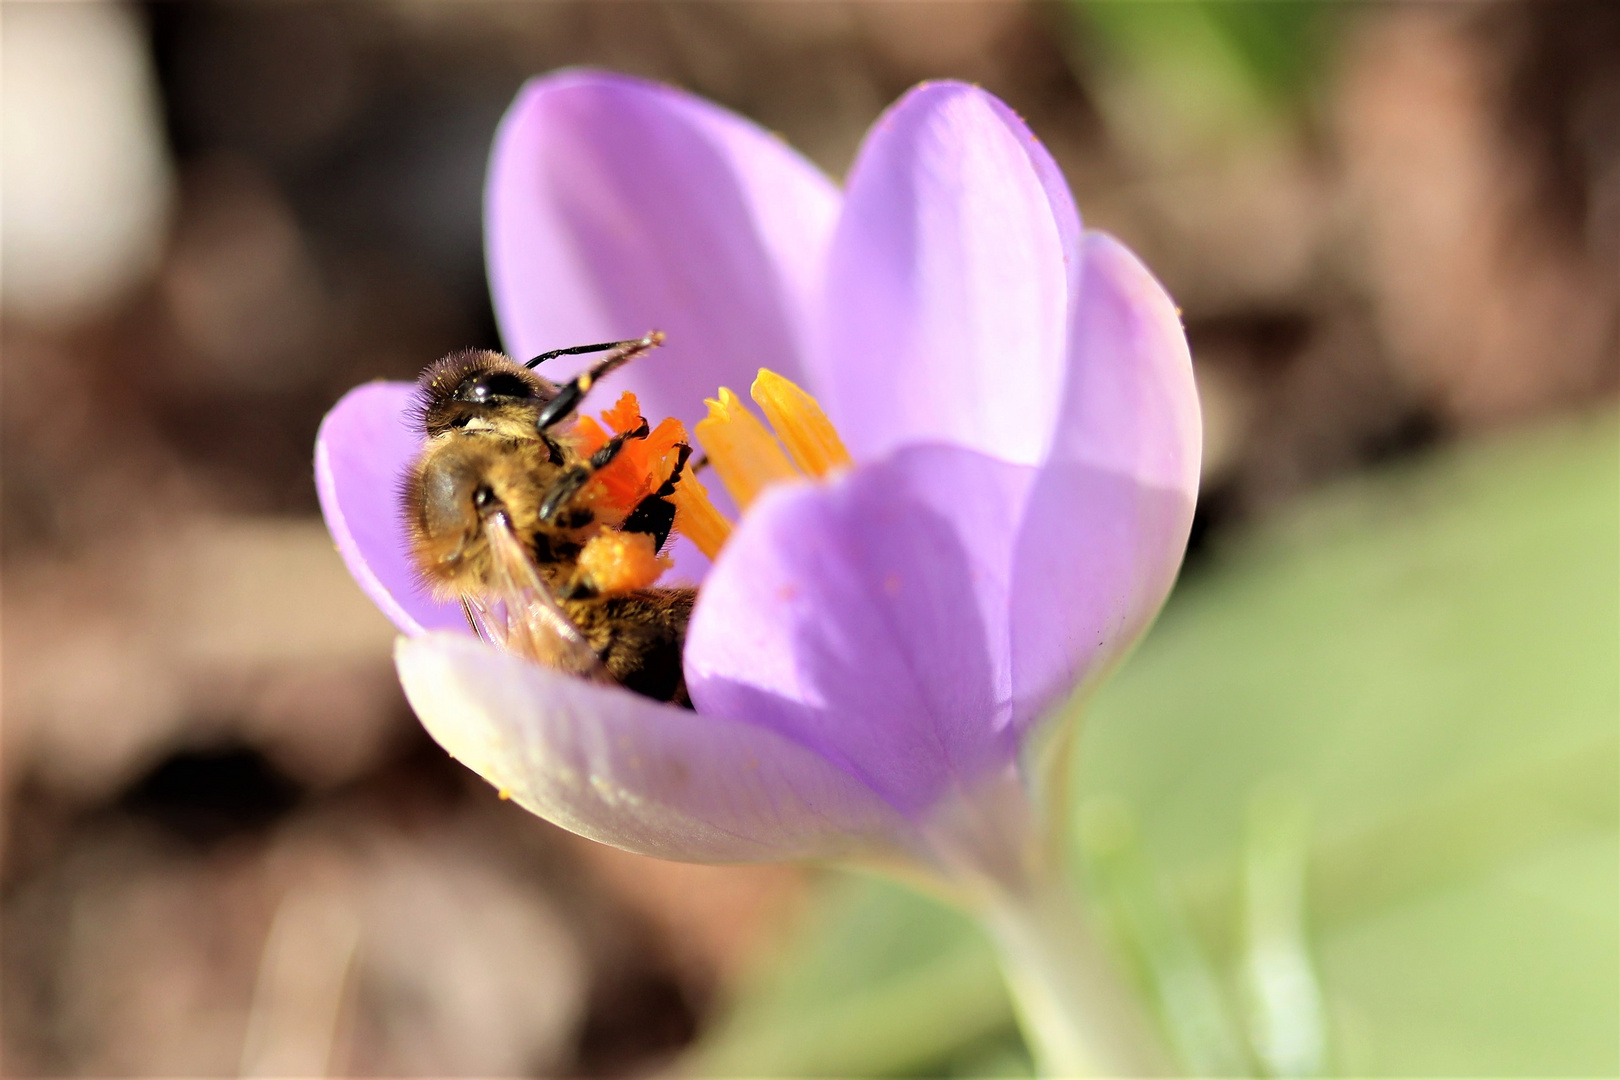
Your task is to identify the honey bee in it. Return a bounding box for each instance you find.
[402,332,698,706]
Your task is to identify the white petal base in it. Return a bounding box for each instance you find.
[397,633,913,864]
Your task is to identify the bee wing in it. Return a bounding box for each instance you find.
[466,512,611,683]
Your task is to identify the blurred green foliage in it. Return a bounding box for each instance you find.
[690,414,1620,1077]
[1074,0,1332,109]
[1061,0,1344,166]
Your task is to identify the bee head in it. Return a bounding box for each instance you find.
[414,349,558,438]
[402,435,561,595]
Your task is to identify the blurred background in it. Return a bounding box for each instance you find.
[1,2,1614,1075]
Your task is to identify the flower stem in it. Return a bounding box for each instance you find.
[981,871,1169,1077]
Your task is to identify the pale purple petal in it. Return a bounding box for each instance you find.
[315,382,465,636]
[397,633,913,863]
[816,81,1079,466]
[979,92,1083,301]
[1050,232,1202,496]
[487,69,840,441]
[1006,461,1195,731]
[683,228,1202,809]
[685,445,1038,815]
[1006,233,1201,725]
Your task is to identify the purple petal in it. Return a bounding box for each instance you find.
[1006,233,1201,726]
[397,633,913,863]
[1007,462,1196,730]
[315,381,466,636]
[487,69,840,441]
[685,445,1037,816]
[816,82,1080,467]
[1051,233,1202,496]
[980,91,1083,301]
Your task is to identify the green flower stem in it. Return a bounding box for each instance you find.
[981,869,1169,1077]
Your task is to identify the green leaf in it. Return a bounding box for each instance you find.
[688,871,1018,1077]
[1078,414,1619,1074]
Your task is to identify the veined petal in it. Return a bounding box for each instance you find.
[315,381,465,636]
[1006,234,1201,727]
[685,445,1037,816]
[398,633,912,863]
[486,69,840,443]
[817,82,1080,467]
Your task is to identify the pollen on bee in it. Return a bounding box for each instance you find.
[578,530,670,594]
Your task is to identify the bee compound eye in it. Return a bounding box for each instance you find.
[454,371,536,404]
[473,485,497,511]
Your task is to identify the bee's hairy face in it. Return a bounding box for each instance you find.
[416,350,558,439]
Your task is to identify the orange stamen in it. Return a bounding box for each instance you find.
[572,392,687,521]
[668,467,732,561]
[592,416,687,518]
[693,387,799,511]
[599,392,645,438]
[571,413,611,456]
[750,369,852,478]
[557,378,851,568]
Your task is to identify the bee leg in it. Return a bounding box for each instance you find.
[537,418,651,523]
[534,331,664,431]
[461,596,489,641]
[539,432,567,466]
[619,443,692,551]
[620,495,677,552]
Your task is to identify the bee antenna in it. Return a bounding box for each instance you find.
[525,335,649,370]
[535,332,665,431]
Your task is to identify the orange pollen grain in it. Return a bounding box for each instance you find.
[578,530,669,594]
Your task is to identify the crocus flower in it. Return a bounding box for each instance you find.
[317,70,1197,887]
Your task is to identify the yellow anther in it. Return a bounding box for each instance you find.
[750,369,852,478]
[669,466,732,561]
[693,387,799,511]
[665,372,851,561]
